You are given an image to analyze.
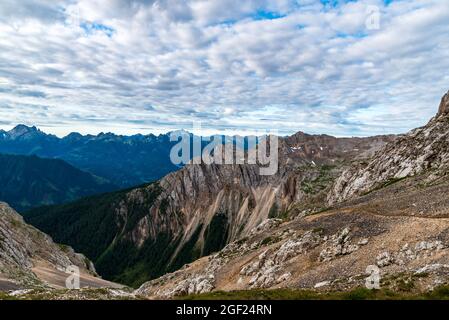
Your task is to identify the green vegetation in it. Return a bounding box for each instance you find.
[268,203,289,220]
[260,235,282,246]
[24,183,235,288]
[179,286,449,300]
[169,225,203,272]
[4,286,449,300]
[98,231,181,288]
[23,183,174,288]
[300,165,336,195]
[57,243,70,252]
[23,187,132,260]
[0,288,141,300]
[235,237,248,246]
[0,292,14,300]
[363,176,408,195]
[261,236,274,246]
[0,153,118,212]
[203,211,229,256]
[312,227,325,234]
[268,203,278,219]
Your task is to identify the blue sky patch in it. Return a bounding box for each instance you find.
[80,22,115,37]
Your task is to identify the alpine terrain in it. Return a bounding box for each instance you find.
[135,90,449,298]
[24,126,394,287]
[0,202,127,299]
[6,90,449,299]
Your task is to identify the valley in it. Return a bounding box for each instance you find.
[1,90,449,300]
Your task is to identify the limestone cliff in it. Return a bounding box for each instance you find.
[327,91,449,205]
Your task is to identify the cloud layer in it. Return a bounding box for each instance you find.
[0,0,448,137]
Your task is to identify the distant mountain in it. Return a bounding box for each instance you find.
[0,126,182,187]
[0,153,117,211]
[0,126,255,188]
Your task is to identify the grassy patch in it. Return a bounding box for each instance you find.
[300,165,336,195]
[363,176,408,195]
[179,286,449,300]
[312,227,325,234]
[268,203,289,221]
[0,292,14,300]
[260,236,282,246]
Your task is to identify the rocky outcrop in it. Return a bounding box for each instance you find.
[438,90,449,116]
[0,202,95,288]
[328,91,449,205]
[319,228,363,262]
[376,241,446,268]
[131,133,394,268]
[137,198,449,298]
[239,230,322,289]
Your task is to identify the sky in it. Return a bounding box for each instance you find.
[0,0,448,137]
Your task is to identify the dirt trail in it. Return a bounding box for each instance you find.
[0,278,22,291]
[32,261,124,289]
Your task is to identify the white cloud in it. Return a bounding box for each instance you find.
[0,0,448,137]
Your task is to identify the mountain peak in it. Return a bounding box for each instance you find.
[438,90,449,117]
[64,132,83,139]
[8,124,42,139]
[11,124,37,132]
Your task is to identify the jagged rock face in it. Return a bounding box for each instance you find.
[122,133,394,273]
[137,181,449,298]
[438,90,449,116]
[282,132,394,164]
[155,132,395,242]
[0,203,95,287]
[328,94,449,205]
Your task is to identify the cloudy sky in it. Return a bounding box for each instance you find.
[0,0,448,137]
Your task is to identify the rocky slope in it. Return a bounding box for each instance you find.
[0,202,122,292]
[327,90,449,205]
[138,181,449,298]
[135,90,449,298]
[24,132,393,287]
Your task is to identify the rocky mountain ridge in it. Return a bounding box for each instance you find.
[25,131,394,287]
[327,90,449,205]
[0,125,182,187]
[438,90,449,116]
[12,90,449,299]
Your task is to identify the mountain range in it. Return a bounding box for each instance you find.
[0,125,182,188]
[23,129,394,287]
[0,153,117,212]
